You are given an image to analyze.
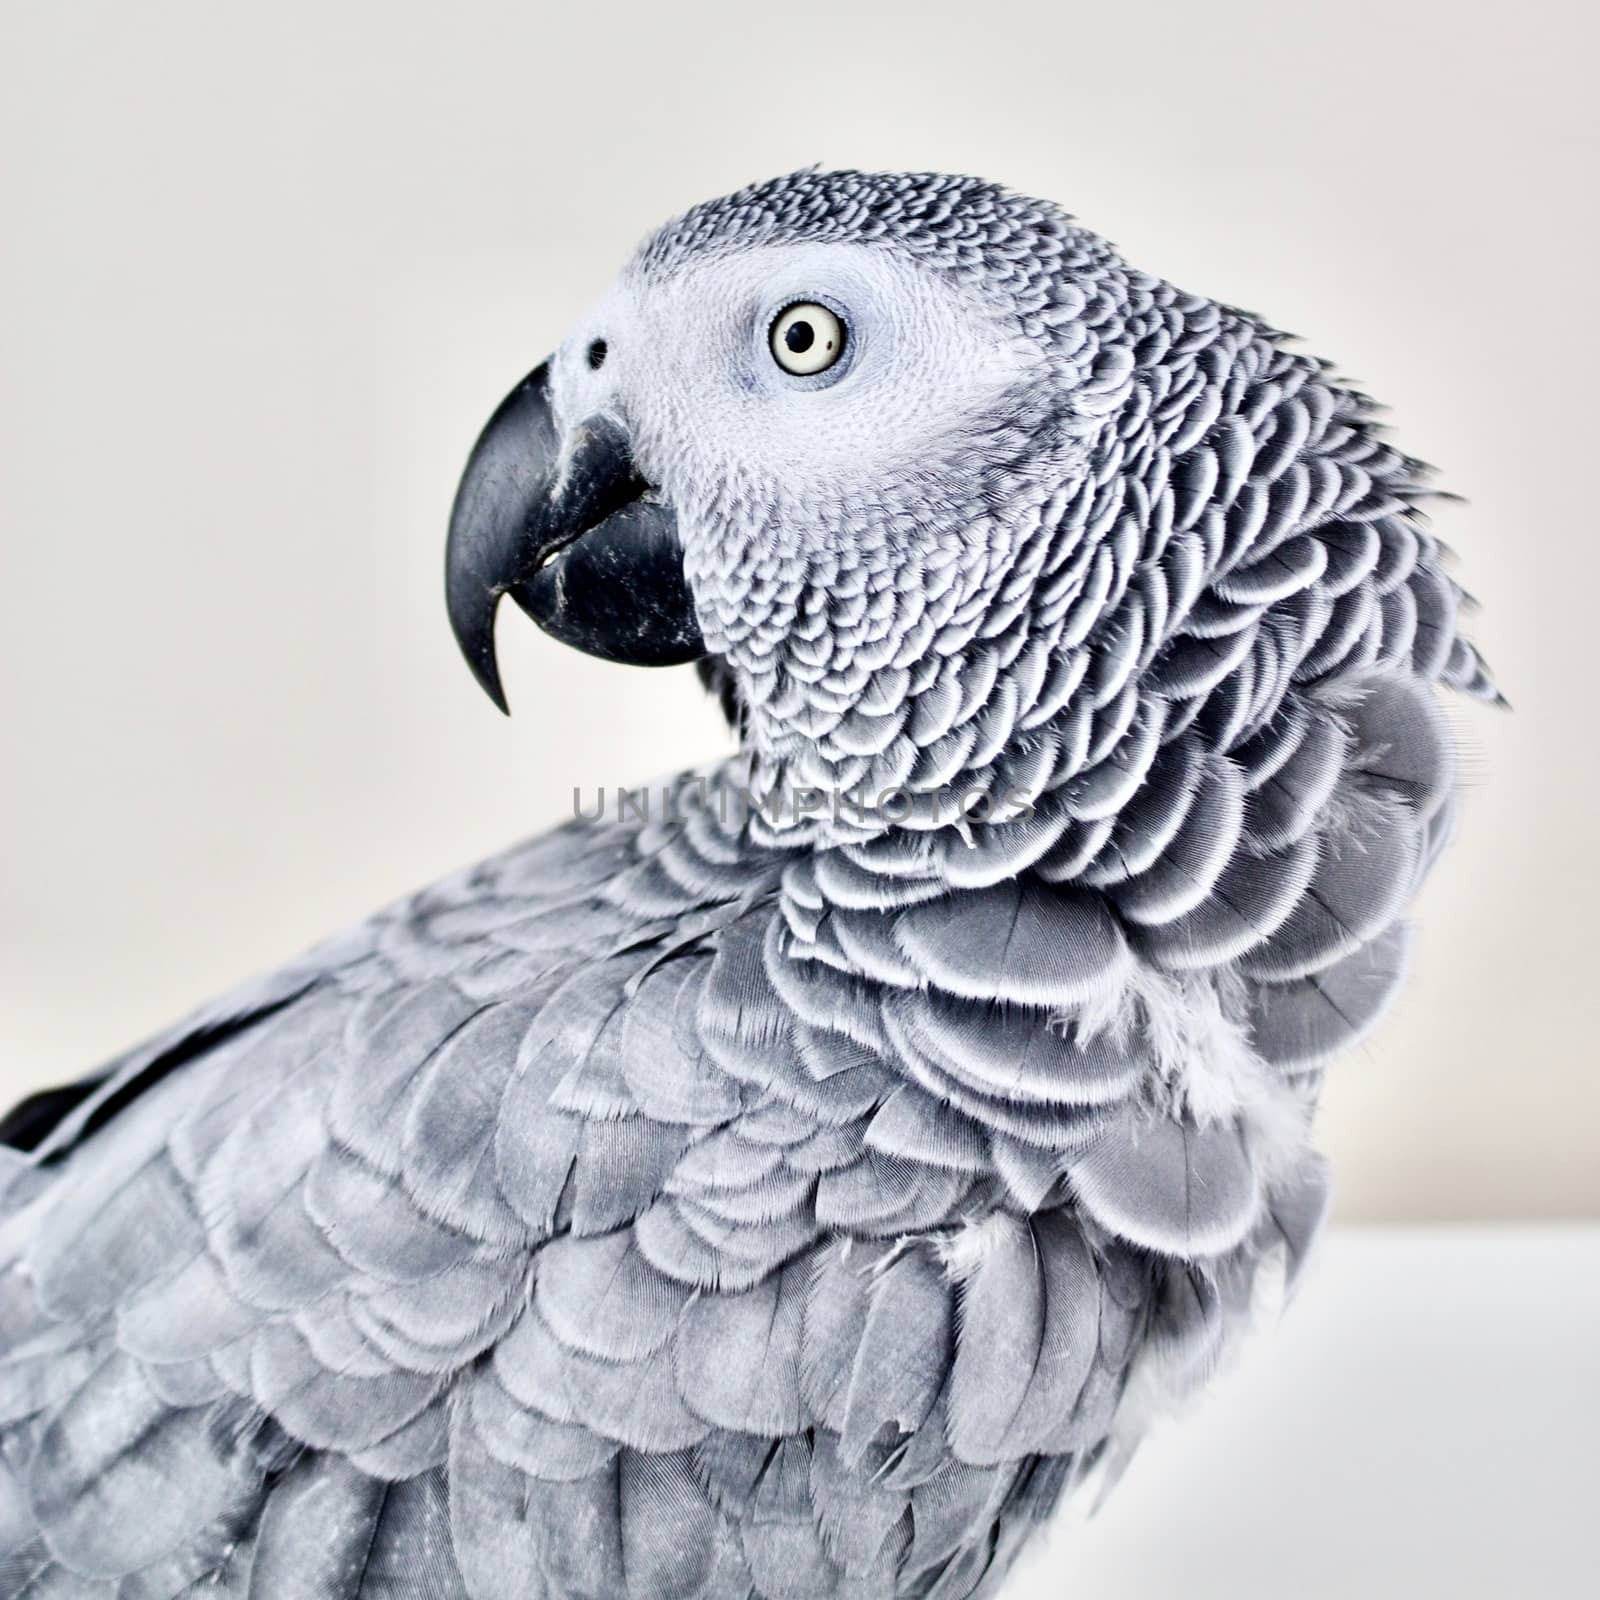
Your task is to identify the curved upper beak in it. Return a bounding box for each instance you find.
[445,361,704,711]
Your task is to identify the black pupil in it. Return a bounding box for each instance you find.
[586,338,608,370]
[783,320,816,354]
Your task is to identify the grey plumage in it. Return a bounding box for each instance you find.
[0,167,1494,1596]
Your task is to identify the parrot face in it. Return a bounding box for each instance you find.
[604,241,1049,576]
[448,163,1494,840]
[598,241,1043,508]
[448,171,1122,784]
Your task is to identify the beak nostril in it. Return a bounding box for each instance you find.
[586,338,608,371]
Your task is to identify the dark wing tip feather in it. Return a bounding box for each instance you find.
[0,1080,108,1154]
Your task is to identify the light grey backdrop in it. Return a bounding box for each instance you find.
[1,0,1593,1218]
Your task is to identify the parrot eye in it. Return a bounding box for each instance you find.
[769,302,847,378]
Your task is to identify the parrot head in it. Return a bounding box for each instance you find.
[445,168,1491,831]
[446,172,1142,784]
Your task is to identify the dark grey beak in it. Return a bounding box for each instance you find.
[445,362,704,711]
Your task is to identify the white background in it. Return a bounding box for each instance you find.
[1016,1226,1600,1597]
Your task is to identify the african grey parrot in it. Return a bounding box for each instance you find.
[0,169,1496,1598]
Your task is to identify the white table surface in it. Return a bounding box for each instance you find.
[1002,1225,1600,1597]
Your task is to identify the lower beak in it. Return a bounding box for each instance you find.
[444,361,704,711]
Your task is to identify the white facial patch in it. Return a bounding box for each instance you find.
[607,241,1046,524]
